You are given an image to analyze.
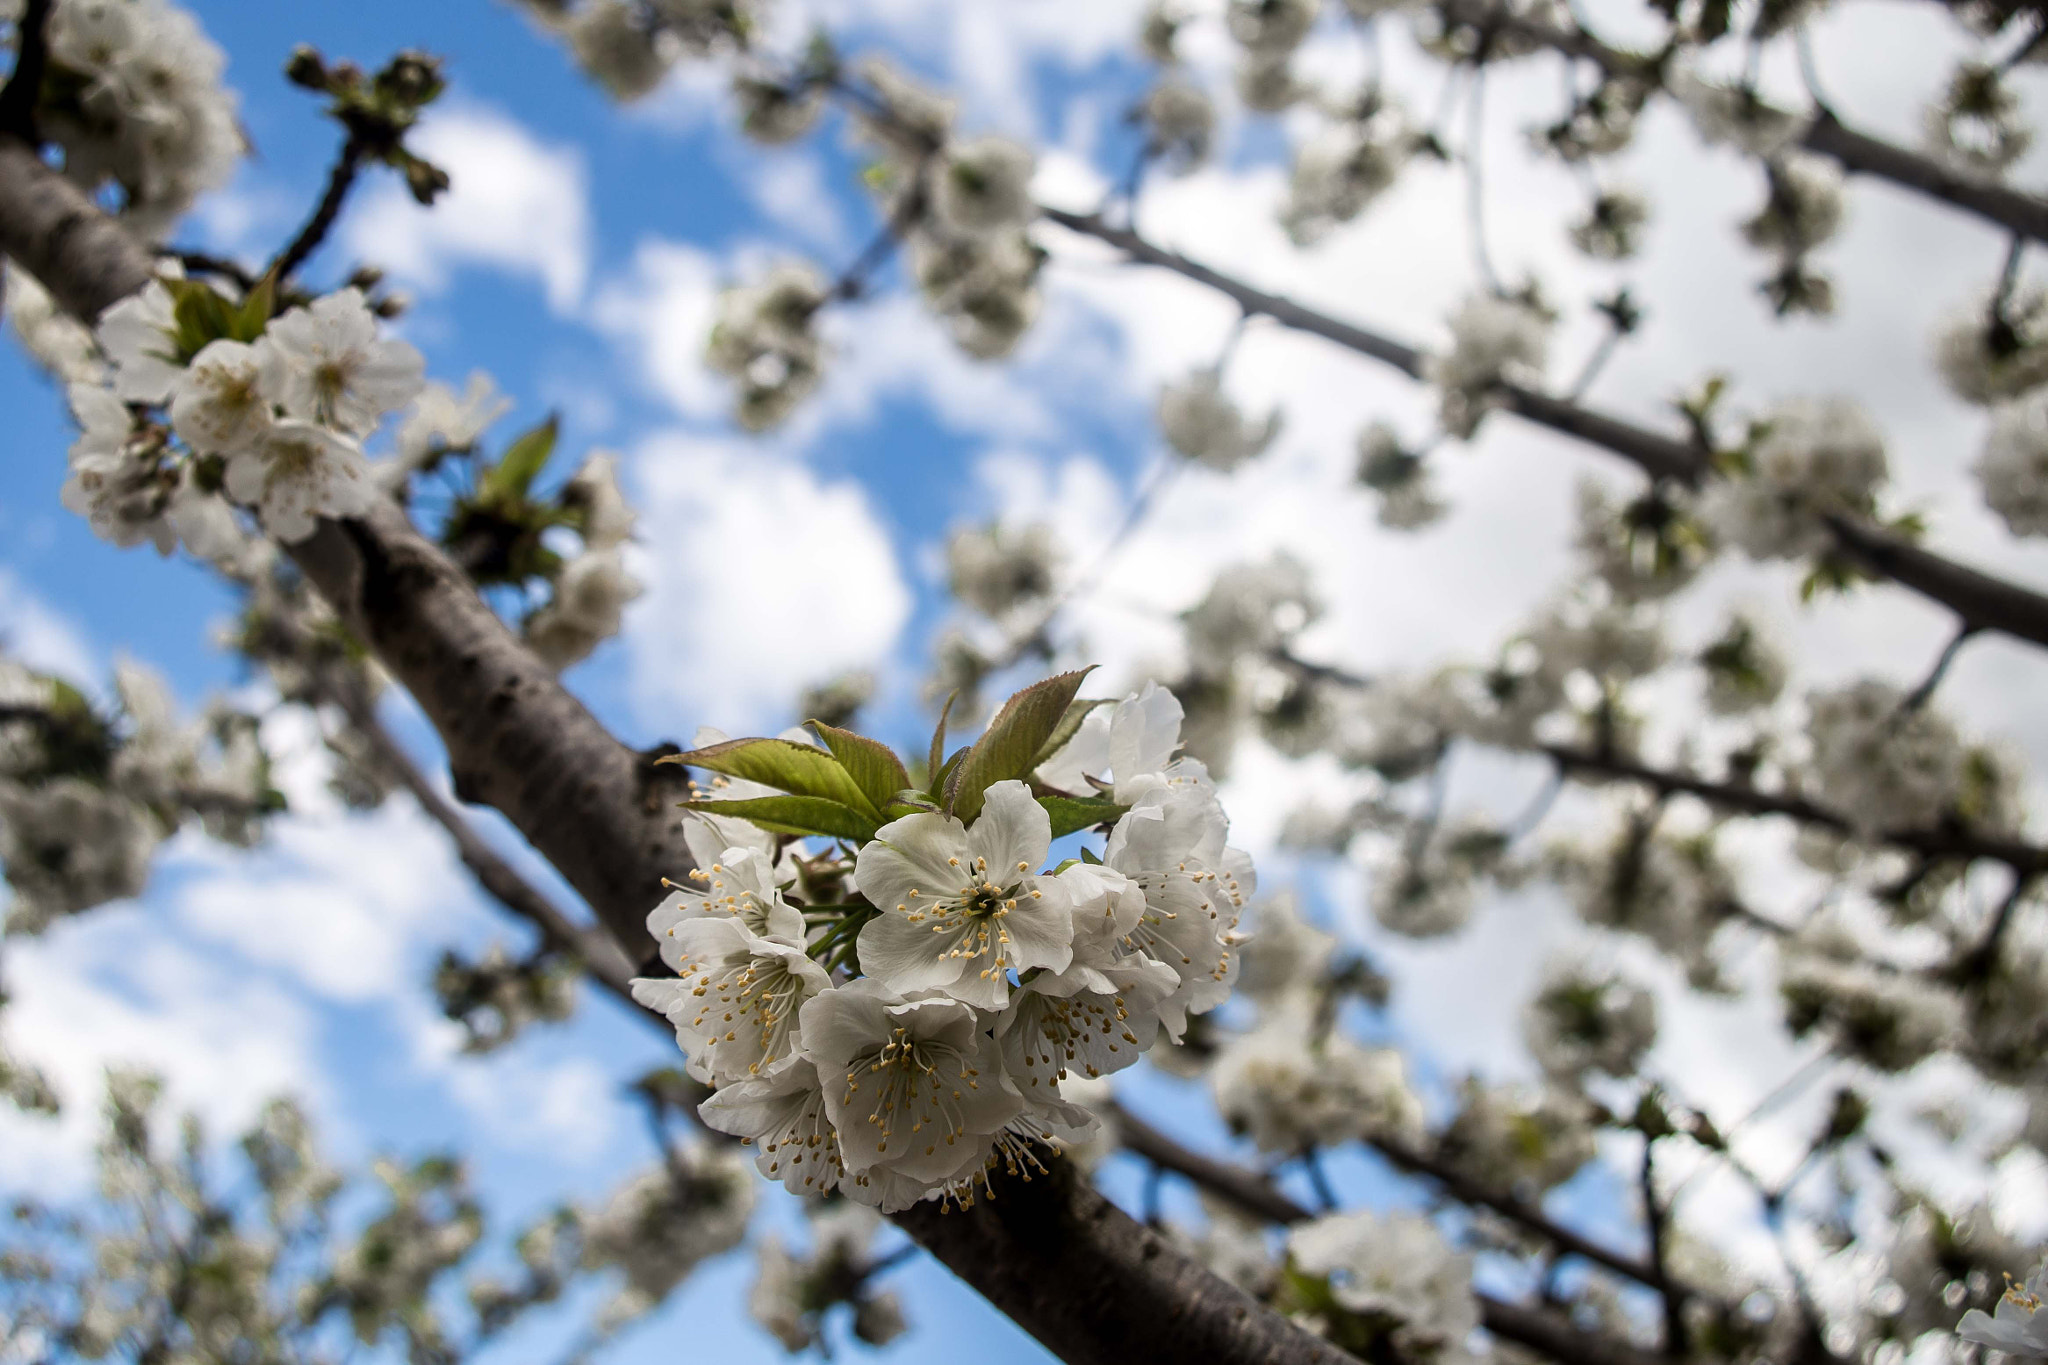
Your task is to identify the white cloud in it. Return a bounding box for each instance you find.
[590,239,726,421]
[344,101,592,313]
[172,802,483,1004]
[0,912,324,1194]
[0,566,96,683]
[626,431,912,730]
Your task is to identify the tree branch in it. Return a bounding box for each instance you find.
[1105,1101,1677,1365]
[1540,741,2048,875]
[1040,207,2048,653]
[267,133,368,287]
[1434,0,2048,245]
[0,138,1370,1365]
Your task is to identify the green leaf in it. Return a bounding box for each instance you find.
[669,736,876,815]
[230,272,278,340]
[807,722,910,816]
[945,668,1095,823]
[926,691,957,800]
[479,415,559,508]
[1029,696,1110,774]
[1037,795,1127,841]
[682,796,878,843]
[164,279,241,363]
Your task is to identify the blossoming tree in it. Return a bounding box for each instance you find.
[3,0,2048,1363]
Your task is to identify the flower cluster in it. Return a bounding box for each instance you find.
[1977,387,2048,535]
[67,280,424,551]
[1157,366,1284,471]
[1,653,274,934]
[1426,290,1554,439]
[705,263,829,431]
[632,678,1253,1212]
[30,0,243,234]
[1700,395,1888,560]
[1279,105,1413,246]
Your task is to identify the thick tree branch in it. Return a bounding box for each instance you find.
[1433,0,2048,245]
[1540,742,2048,875]
[1041,208,2048,652]
[1105,1101,1674,1365]
[0,137,1358,1365]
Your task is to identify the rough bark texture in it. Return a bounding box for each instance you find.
[896,1162,1356,1365]
[0,139,160,319]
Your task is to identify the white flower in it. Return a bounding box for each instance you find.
[4,262,107,384]
[733,74,823,144]
[1356,422,1447,531]
[169,339,271,455]
[1366,823,1506,940]
[0,778,161,934]
[1157,366,1283,471]
[933,136,1037,237]
[256,289,424,436]
[393,371,510,471]
[564,452,637,550]
[995,862,1178,1086]
[799,978,1024,1211]
[1439,1081,1597,1192]
[1426,291,1552,439]
[1698,613,1787,715]
[706,263,828,430]
[1280,112,1410,245]
[580,1150,754,1330]
[567,0,674,101]
[1182,552,1320,675]
[1978,389,2048,535]
[223,418,376,543]
[698,1059,845,1197]
[1959,1264,2048,1357]
[854,780,1075,1011]
[1235,53,1305,113]
[909,228,1043,359]
[1140,79,1215,172]
[1742,154,1845,260]
[649,843,802,944]
[1924,62,2032,180]
[1701,396,1887,560]
[1805,680,1964,835]
[523,547,643,670]
[632,915,832,1086]
[95,281,184,403]
[1523,959,1658,1084]
[1569,187,1650,260]
[1934,285,2048,405]
[851,57,955,167]
[1287,1210,1478,1353]
[1781,913,1964,1070]
[1572,478,1701,601]
[1101,785,1253,1039]
[1525,596,1666,686]
[1212,1011,1425,1154]
[1669,69,1810,158]
[1548,827,1732,989]
[747,1238,815,1351]
[1226,0,1320,54]
[946,521,1060,620]
[1035,680,1212,804]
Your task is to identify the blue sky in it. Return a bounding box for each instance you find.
[6,0,2048,1361]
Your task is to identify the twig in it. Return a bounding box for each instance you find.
[1954,870,2037,980]
[1540,740,2048,876]
[165,249,257,293]
[331,688,642,999]
[1639,1136,1687,1357]
[1464,67,1503,295]
[1301,1148,1339,1212]
[0,0,52,140]
[1792,26,1832,115]
[1898,621,1977,713]
[266,133,368,289]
